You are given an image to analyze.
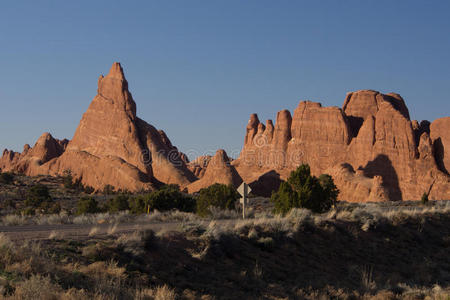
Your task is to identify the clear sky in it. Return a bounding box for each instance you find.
[1,1,449,159]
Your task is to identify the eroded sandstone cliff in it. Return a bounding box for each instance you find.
[235,90,449,201]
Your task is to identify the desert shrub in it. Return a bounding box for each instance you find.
[271,164,338,214]
[24,184,52,208]
[147,185,196,213]
[128,195,147,214]
[0,172,14,184]
[196,183,239,217]
[77,197,101,214]
[13,274,64,299]
[421,192,429,205]
[154,284,177,300]
[107,194,130,213]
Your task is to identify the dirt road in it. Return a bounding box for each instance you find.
[0,221,203,241]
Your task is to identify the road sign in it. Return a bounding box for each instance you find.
[237,182,251,197]
[237,182,251,219]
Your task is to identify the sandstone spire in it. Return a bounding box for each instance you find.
[2,63,195,191]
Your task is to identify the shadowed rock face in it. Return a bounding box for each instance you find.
[430,117,450,175]
[237,90,449,202]
[1,63,195,191]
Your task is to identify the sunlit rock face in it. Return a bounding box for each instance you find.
[1,63,195,191]
[235,90,449,202]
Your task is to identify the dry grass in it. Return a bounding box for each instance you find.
[0,200,449,299]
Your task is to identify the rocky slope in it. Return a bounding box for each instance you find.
[234,90,449,201]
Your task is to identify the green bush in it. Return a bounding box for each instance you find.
[147,185,196,213]
[318,174,339,207]
[196,183,240,217]
[271,164,339,214]
[0,172,14,184]
[107,194,130,213]
[126,185,195,214]
[24,184,52,208]
[77,197,101,214]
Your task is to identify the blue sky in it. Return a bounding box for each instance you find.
[1,1,449,159]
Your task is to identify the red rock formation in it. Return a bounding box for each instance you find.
[430,117,450,175]
[1,132,66,175]
[287,101,351,173]
[1,63,195,191]
[187,149,242,193]
[187,155,212,178]
[325,164,389,202]
[236,90,449,202]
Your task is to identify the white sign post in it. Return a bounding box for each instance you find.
[237,182,251,219]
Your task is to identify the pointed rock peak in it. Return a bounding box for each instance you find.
[158,130,173,148]
[96,62,136,116]
[257,123,266,133]
[247,113,260,128]
[107,62,126,80]
[35,132,55,145]
[213,149,230,162]
[205,149,232,171]
[276,109,292,124]
[266,119,274,128]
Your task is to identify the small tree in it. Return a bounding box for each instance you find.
[271,164,338,214]
[196,183,240,217]
[421,192,429,205]
[77,197,101,214]
[318,174,339,208]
